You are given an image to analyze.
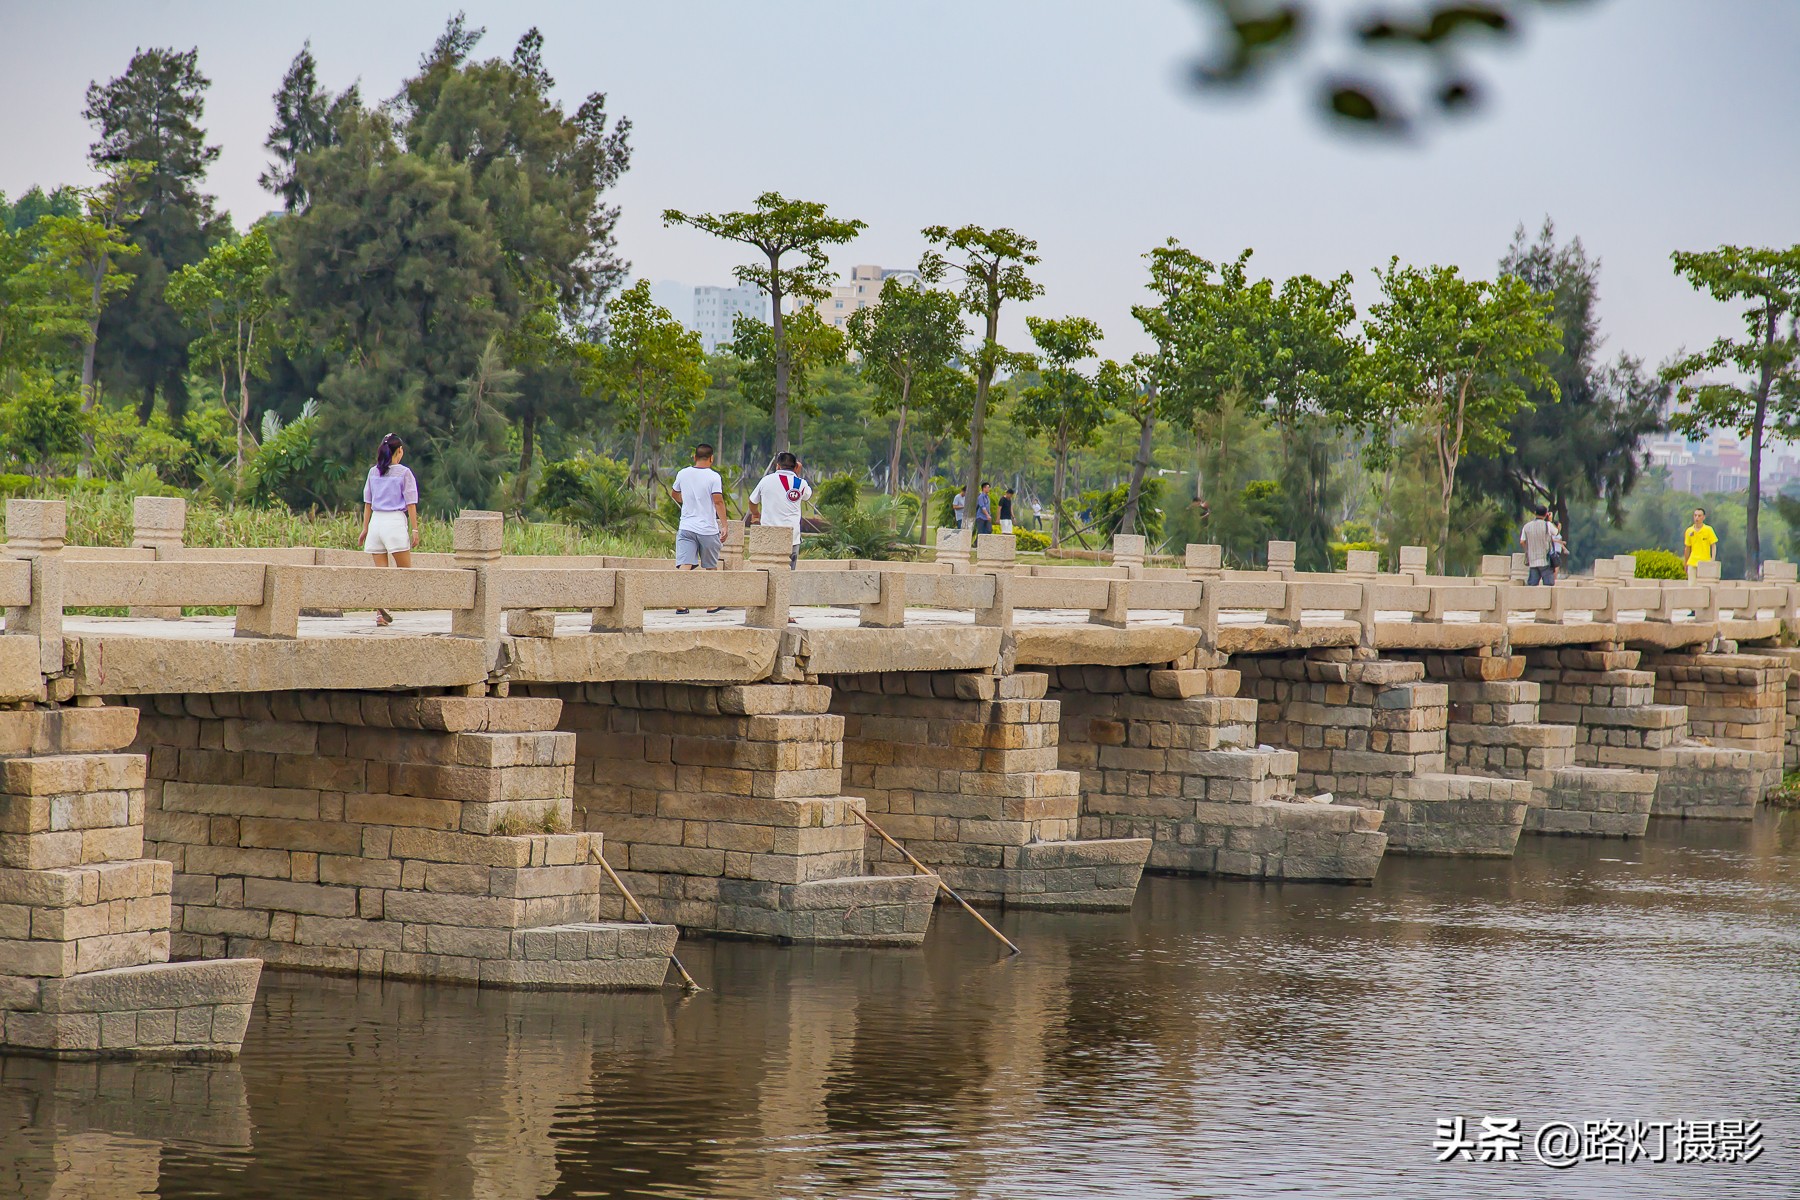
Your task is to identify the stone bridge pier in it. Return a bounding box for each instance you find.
[1045,663,1387,884]
[828,670,1151,909]
[530,681,940,944]
[1393,649,1657,838]
[128,693,676,987]
[2,706,260,1058]
[1524,645,1784,820]
[1234,650,1532,857]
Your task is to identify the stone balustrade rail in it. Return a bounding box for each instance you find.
[5,496,1799,696]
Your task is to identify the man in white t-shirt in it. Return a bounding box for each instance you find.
[748,452,812,569]
[670,443,728,613]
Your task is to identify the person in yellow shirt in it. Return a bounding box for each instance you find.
[1683,508,1718,572]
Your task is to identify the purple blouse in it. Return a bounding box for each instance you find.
[363,464,419,511]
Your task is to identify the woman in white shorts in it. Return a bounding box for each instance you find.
[358,433,420,626]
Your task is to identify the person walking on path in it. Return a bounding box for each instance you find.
[999,488,1015,534]
[974,481,993,536]
[952,488,966,531]
[749,452,812,570]
[671,443,728,614]
[1683,507,1718,577]
[359,433,420,627]
[1518,504,1562,586]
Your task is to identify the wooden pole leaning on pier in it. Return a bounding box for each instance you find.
[848,807,1021,957]
[589,846,703,992]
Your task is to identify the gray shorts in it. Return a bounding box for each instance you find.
[676,528,721,568]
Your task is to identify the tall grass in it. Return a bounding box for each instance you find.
[57,491,669,558]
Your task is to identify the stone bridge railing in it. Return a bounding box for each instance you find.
[4,497,1799,693]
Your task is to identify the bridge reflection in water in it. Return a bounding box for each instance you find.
[4,813,1796,1200]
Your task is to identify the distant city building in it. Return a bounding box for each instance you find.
[644,280,771,353]
[815,264,923,330]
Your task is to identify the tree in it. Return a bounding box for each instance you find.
[399,20,633,325]
[1364,259,1561,570]
[1113,355,1159,537]
[1016,316,1114,547]
[920,224,1042,528]
[165,226,282,480]
[261,43,358,212]
[846,276,967,495]
[0,375,89,481]
[1663,244,1800,577]
[728,307,847,458]
[1463,220,1665,541]
[84,46,225,422]
[0,214,93,375]
[909,367,976,545]
[582,280,711,485]
[663,193,865,446]
[34,162,145,420]
[274,105,511,511]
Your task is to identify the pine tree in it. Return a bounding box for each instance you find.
[83,46,224,422]
[261,44,334,212]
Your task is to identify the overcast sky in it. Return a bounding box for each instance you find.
[3,0,1796,366]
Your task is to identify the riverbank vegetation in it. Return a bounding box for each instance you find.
[4,18,1797,574]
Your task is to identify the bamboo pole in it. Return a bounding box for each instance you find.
[848,807,1020,957]
[590,847,703,992]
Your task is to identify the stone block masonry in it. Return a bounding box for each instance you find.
[130,694,677,988]
[1045,664,1385,883]
[830,671,1151,909]
[1234,651,1529,857]
[1528,767,1658,837]
[1643,652,1790,760]
[1524,645,1781,817]
[1,706,261,1058]
[532,681,939,944]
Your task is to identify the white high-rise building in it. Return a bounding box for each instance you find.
[691,283,771,353]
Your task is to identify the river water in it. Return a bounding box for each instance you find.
[5,814,1798,1199]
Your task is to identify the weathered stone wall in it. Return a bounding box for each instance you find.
[1233,651,1529,856]
[538,681,938,944]
[830,671,1150,908]
[2,706,260,1058]
[1393,652,1576,797]
[131,693,676,987]
[1523,647,1684,771]
[1524,645,1782,816]
[1046,665,1385,883]
[1643,652,1790,759]
[1530,767,1658,837]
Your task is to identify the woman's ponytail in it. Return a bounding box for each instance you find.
[376,433,403,476]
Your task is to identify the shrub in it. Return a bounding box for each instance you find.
[1631,549,1685,580]
[1329,541,1381,571]
[814,472,860,512]
[1014,528,1050,552]
[533,456,649,533]
[804,497,905,560]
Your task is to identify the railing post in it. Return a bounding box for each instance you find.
[859,569,907,628]
[1184,544,1223,576]
[1182,579,1218,651]
[1111,533,1146,578]
[744,525,792,629]
[590,574,645,632]
[1344,548,1380,577]
[4,499,66,677]
[234,565,300,639]
[1266,540,1296,578]
[934,527,971,572]
[130,495,185,620]
[1398,545,1429,583]
[974,533,1015,632]
[451,510,505,667]
[1510,552,1528,583]
[1355,581,1379,650]
[1762,562,1798,632]
[1478,554,1511,623]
